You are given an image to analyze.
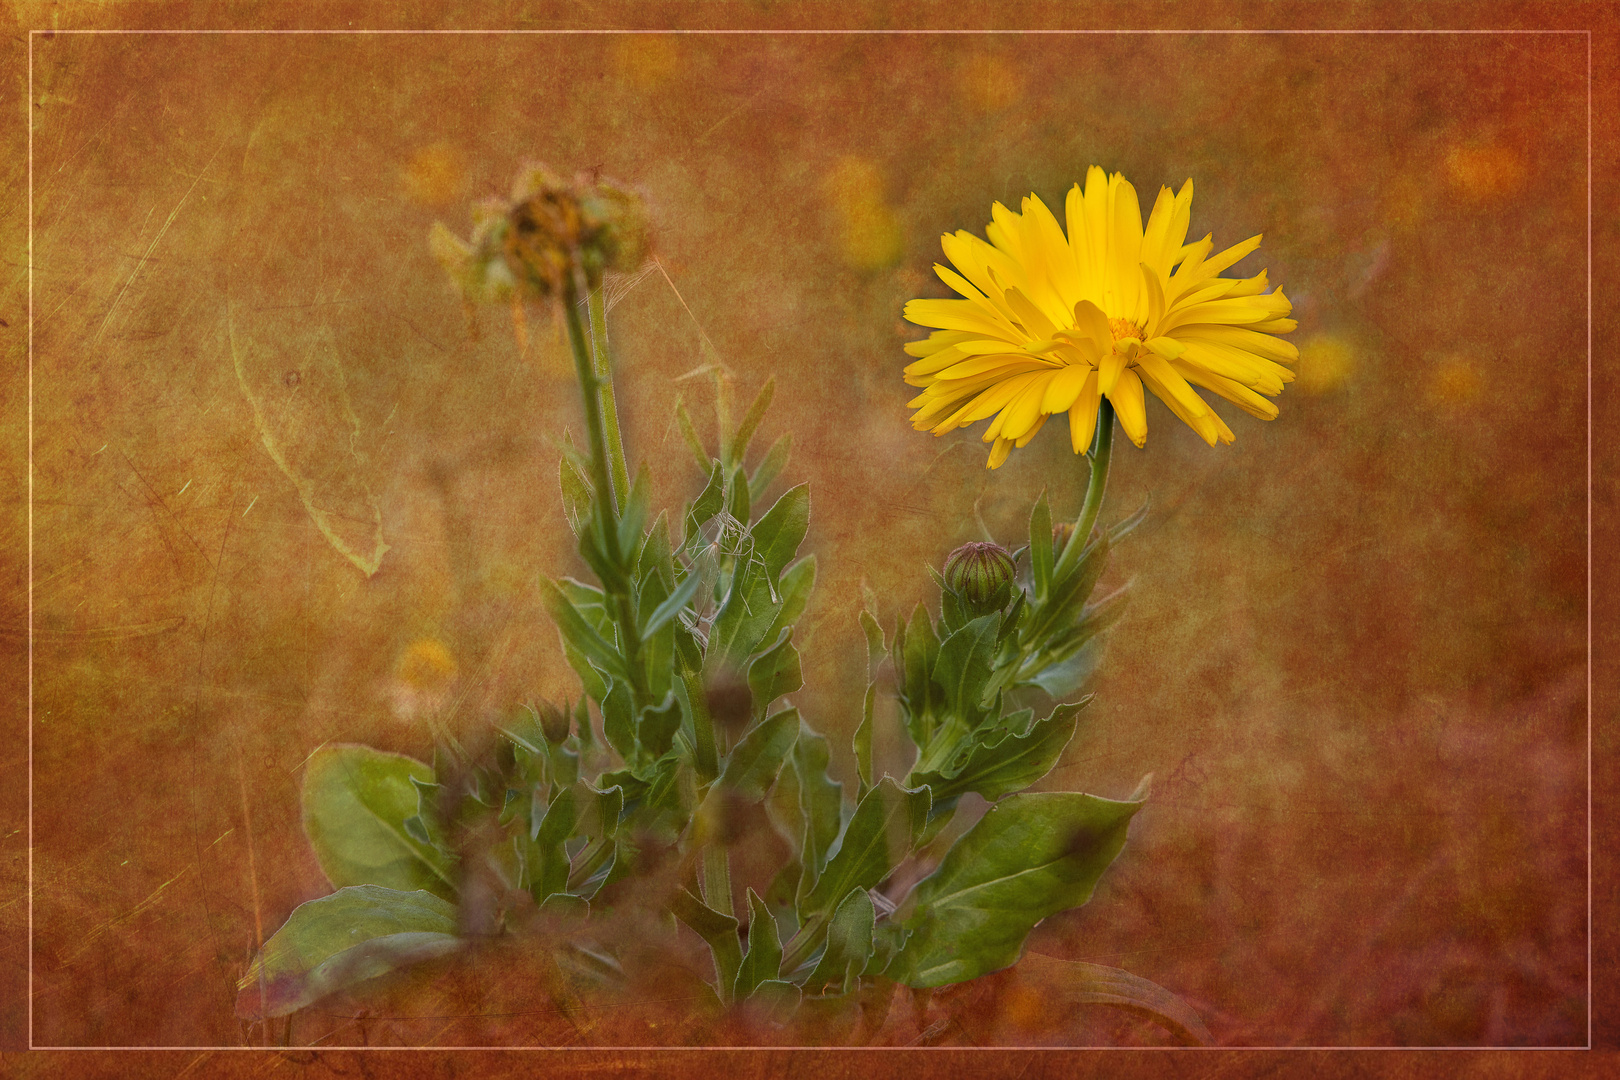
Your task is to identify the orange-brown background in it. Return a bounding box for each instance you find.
[2,0,1609,1058]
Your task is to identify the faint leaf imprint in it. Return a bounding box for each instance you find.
[228,311,389,576]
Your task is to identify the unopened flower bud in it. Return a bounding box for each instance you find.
[535,699,571,744]
[943,542,1017,615]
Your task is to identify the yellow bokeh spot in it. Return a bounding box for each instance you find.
[1295,334,1355,394]
[612,35,679,90]
[959,55,1024,113]
[396,638,457,691]
[823,156,904,271]
[1444,144,1526,203]
[403,143,467,207]
[1427,355,1483,406]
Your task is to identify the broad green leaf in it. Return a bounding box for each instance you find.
[764,744,806,859]
[708,559,782,668]
[803,887,874,994]
[748,629,803,714]
[793,719,844,877]
[717,707,799,801]
[638,511,675,587]
[908,699,1088,802]
[539,577,631,683]
[1029,637,1105,699]
[887,789,1144,988]
[732,377,776,469]
[636,571,677,702]
[600,679,635,762]
[1013,952,1212,1046]
[684,460,726,545]
[726,463,752,527]
[747,433,792,503]
[561,640,609,705]
[559,455,592,537]
[670,885,743,1002]
[637,692,684,760]
[749,483,810,584]
[734,888,783,1000]
[1029,490,1054,600]
[932,613,1001,720]
[759,554,816,647]
[802,778,929,918]
[236,886,458,1020]
[302,745,455,899]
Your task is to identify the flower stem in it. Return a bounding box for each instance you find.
[1053,398,1115,581]
[586,284,631,508]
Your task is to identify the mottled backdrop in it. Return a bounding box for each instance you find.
[14,15,1590,1049]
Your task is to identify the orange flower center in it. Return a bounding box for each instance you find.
[1108,317,1144,342]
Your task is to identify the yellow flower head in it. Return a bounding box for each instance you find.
[903,167,1298,468]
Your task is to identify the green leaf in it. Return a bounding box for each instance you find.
[684,460,726,546]
[236,886,458,1020]
[302,745,455,899]
[670,885,743,1002]
[1029,533,1110,644]
[643,558,707,641]
[1029,637,1104,699]
[802,778,929,918]
[803,887,875,994]
[748,629,803,715]
[909,699,1088,802]
[749,483,810,584]
[793,718,844,877]
[638,510,675,587]
[932,613,1001,721]
[600,679,635,762]
[887,789,1144,988]
[732,377,776,469]
[1108,496,1151,543]
[675,396,710,468]
[559,455,592,537]
[859,609,885,680]
[734,888,783,1000]
[636,571,677,702]
[759,555,816,647]
[1013,953,1213,1046]
[748,433,792,503]
[539,577,631,684]
[617,465,652,558]
[725,463,752,528]
[899,603,941,747]
[637,692,684,760]
[853,683,875,796]
[707,559,781,668]
[717,707,800,801]
[1029,490,1054,600]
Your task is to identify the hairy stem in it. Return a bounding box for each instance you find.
[1053,398,1115,582]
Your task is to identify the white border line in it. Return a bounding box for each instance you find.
[22,25,1594,1049]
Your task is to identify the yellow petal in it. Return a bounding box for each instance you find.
[992,372,1052,442]
[1014,411,1049,448]
[986,436,1013,469]
[1068,374,1102,454]
[1041,364,1092,414]
[1108,368,1148,447]
[955,370,1044,425]
[1097,348,1129,395]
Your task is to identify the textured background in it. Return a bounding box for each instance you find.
[5,5,1604,1053]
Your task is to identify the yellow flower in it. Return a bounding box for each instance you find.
[903,166,1298,468]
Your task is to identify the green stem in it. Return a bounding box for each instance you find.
[587,284,631,508]
[701,845,734,918]
[780,911,829,976]
[1052,398,1115,582]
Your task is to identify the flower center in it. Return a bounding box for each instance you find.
[1108,317,1144,342]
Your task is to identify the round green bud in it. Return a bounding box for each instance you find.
[943,541,1017,612]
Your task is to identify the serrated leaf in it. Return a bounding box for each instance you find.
[236,886,459,1020]
[802,778,929,918]
[887,789,1144,988]
[932,613,1001,721]
[908,699,1088,802]
[1013,953,1213,1046]
[803,887,875,994]
[747,433,792,503]
[749,483,810,584]
[748,629,803,715]
[734,888,784,1000]
[559,455,592,537]
[302,745,455,899]
[1030,491,1053,600]
[732,377,776,469]
[670,885,743,1002]
[717,707,800,801]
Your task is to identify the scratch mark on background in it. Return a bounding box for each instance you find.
[92,140,226,346]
